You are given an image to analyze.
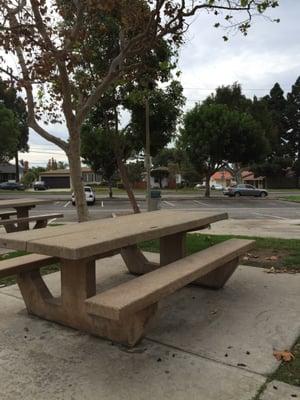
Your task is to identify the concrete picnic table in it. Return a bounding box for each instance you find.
[0,198,54,231]
[0,210,245,345]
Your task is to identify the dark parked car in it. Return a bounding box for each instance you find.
[33,181,48,190]
[0,181,25,190]
[224,184,268,198]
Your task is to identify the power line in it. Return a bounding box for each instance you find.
[182,87,285,91]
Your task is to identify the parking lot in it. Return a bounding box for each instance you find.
[1,195,298,222]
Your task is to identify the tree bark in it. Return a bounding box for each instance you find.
[67,136,89,222]
[205,172,211,197]
[115,154,140,214]
[234,163,243,184]
[108,180,113,198]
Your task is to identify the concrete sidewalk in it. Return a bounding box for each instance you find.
[0,253,299,399]
[200,217,300,239]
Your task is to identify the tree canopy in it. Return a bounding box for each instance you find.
[0,0,279,220]
[180,101,268,196]
[0,79,29,154]
[0,104,20,162]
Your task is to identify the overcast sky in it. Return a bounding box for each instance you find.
[22,0,300,166]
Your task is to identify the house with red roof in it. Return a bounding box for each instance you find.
[210,170,265,188]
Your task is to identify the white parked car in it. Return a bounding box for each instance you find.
[72,186,96,206]
[211,183,224,190]
[194,183,205,189]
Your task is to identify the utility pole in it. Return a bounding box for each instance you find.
[145,96,151,211]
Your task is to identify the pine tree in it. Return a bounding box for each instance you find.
[286,77,300,172]
[263,83,288,159]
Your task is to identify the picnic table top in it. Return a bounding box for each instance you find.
[0,210,228,260]
[0,198,53,209]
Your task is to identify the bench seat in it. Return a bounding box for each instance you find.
[0,213,63,232]
[86,238,254,321]
[0,211,17,220]
[0,254,58,279]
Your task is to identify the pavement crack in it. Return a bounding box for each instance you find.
[145,337,267,378]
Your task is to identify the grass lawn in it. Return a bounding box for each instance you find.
[140,233,300,272]
[0,250,60,287]
[272,337,300,387]
[280,195,300,203]
[1,233,299,387]
[0,189,72,195]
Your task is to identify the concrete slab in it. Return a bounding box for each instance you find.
[0,253,299,399]
[146,264,300,376]
[0,293,265,400]
[260,380,300,399]
[199,218,300,239]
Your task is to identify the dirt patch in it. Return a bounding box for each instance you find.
[241,248,292,269]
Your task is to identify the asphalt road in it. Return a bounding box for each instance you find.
[7,195,300,222]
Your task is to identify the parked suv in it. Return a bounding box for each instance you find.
[72,186,96,205]
[0,181,25,190]
[224,184,268,197]
[33,181,48,190]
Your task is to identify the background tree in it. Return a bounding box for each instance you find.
[125,80,185,156]
[204,83,271,183]
[180,103,230,197]
[47,158,58,171]
[81,126,117,198]
[126,162,145,186]
[21,170,36,186]
[286,77,300,173]
[57,161,68,169]
[180,102,268,196]
[30,166,46,180]
[80,90,141,212]
[0,0,279,221]
[0,79,29,180]
[0,104,20,162]
[258,83,290,175]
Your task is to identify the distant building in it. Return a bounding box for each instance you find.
[39,168,102,189]
[210,170,265,188]
[0,162,24,183]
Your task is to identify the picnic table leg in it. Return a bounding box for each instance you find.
[121,245,160,274]
[15,206,32,231]
[160,232,187,266]
[0,212,17,233]
[194,257,240,289]
[60,258,96,313]
[34,219,48,229]
[16,257,152,345]
[17,258,97,330]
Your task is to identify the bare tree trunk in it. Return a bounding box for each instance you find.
[108,180,113,198]
[113,102,140,214]
[67,136,89,222]
[116,154,140,214]
[205,172,211,197]
[15,152,19,182]
[234,163,243,184]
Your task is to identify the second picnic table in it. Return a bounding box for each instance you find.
[0,198,62,232]
[0,210,254,346]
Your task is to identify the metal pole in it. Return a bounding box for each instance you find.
[145,97,151,211]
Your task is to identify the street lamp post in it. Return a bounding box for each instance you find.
[145,96,151,211]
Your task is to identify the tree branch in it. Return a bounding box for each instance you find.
[7,8,68,152]
[30,0,75,131]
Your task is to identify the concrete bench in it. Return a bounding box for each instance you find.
[0,213,63,232]
[0,254,57,279]
[85,239,254,345]
[0,211,17,220]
